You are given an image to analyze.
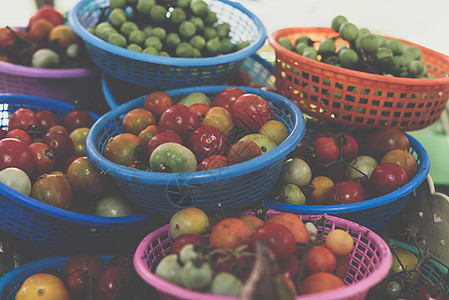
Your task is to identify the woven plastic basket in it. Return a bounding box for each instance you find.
[0,26,99,105]
[389,239,449,296]
[265,133,430,232]
[133,210,392,300]
[68,0,267,89]
[268,27,449,131]
[101,54,276,110]
[0,94,150,253]
[85,85,305,217]
[0,254,114,299]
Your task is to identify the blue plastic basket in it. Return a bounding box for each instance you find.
[0,94,150,253]
[86,85,305,217]
[265,133,430,231]
[68,0,267,89]
[102,54,276,110]
[0,254,115,299]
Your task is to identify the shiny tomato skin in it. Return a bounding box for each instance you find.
[189,103,210,124]
[146,131,185,158]
[188,125,228,161]
[212,87,246,112]
[158,105,199,140]
[305,245,337,274]
[231,93,271,132]
[252,223,296,264]
[62,110,94,133]
[279,254,300,280]
[209,218,252,251]
[0,138,35,176]
[326,180,365,205]
[36,110,61,134]
[8,108,39,131]
[41,131,75,165]
[28,142,56,177]
[171,233,208,255]
[5,129,32,145]
[197,155,228,171]
[143,91,173,119]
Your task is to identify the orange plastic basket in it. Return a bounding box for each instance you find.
[268,27,449,131]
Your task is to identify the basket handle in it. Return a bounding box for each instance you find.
[101,73,118,110]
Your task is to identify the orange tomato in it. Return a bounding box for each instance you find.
[15,273,70,300]
[239,214,264,234]
[305,245,337,274]
[325,229,354,256]
[48,25,76,48]
[300,272,345,295]
[265,212,310,245]
[209,217,252,250]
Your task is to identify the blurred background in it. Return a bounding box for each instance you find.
[1,0,449,56]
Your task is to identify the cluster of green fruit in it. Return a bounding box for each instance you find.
[89,0,248,58]
[278,15,431,78]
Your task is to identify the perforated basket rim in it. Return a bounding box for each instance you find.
[68,0,267,67]
[133,212,393,300]
[0,94,150,227]
[265,133,429,214]
[268,27,449,86]
[85,85,306,185]
[0,254,116,298]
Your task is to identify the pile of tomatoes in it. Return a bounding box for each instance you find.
[103,87,289,173]
[272,122,418,206]
[153,207,356,297]
[0,105,135,217]
[0,6,90,68]
[14,253,156,299]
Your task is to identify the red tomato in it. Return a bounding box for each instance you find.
[41,131,75,165]
[143,91,173,119]
[189,103,210,124]
[305,245,337,274]
[62,110,94,133]
[146,131,185,158]
[211,253,255,282]
[0,28,17,53]
[0,138,35,176]
[197,155,228,171]
[158,105,199,139]
[5,129,32,145]
[230,93,271,132]
[252,223,296,264]
[36,110,61,134]
[326,181,365,205]
[279,254,300,280]
[314,136,340,164]
[300,272,345,295]
[29,142,56,177]
[212,87,246,112]
[188,125,228,161]
[8,108,39,132]
[170,233,208,255]
[28,5,65,27]
[415,283,448,300]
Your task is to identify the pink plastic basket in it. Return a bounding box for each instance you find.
[133,210,392,300]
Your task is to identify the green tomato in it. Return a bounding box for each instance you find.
[166,32,181,48]
[179,21,196,38]
[176,42,194,57]
[331,15,348,32]
[179,243,205,264]
[155,254,183,285]
[149,142,197,173]
[169,207,210,240]
[69,127,89,154]
[144,36,163,51]
[203,26,217,40]
[127,43,142,52]
[239,133,277,154]
[338,48,358,67]
[181,261,213,290]
[150,5,167,23]
[143,46,158,55]
[129,30,146,45]
[152,27,167,40]
[386,39,403,55]
[190,35,206,50]
[178,92,211,106]
[109,8,127,26]
[235,40,249,51]
[206,38,221,56]
[408,60,424,77]
[215,23,231,38]
[136,0,155,14]
[279,157,312,187]
[318,38,336,55]
[177,0,190,9]
[204,11,217,25]
[95,195,134,217]
[278,37,293,51]
[170,7,186,24]
[211,272,242,296]
[190,17,204,31]
[190,0,209,17]
[360,34,379,53]
[32,49,59,68]
[120,21,139,37]
[158,51,170,57]
[277,183,306,205]
[220,38,233,54]
[108,33,127,47]
[403,45,422,60]
[110,0,126,9]
[339,22,358,42]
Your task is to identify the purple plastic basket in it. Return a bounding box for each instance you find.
[133,210,392,300]
[0,28,100,105]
